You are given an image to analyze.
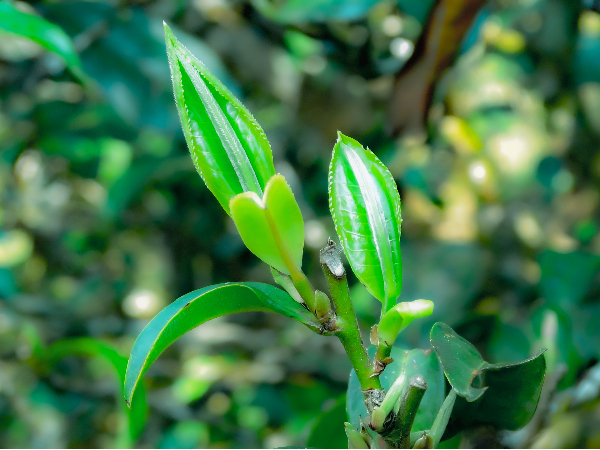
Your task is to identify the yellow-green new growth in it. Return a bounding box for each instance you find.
[230,174,304,278]
[378,299,434,346]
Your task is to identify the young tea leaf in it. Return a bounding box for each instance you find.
[164,23,275,215]
[230,174,304,277]
[328,133,402,311]
[125,282,319,406]
[378,299,434,346]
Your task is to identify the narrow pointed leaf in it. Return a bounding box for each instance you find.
[431,322,546,436]
[329,133,402,307]
[230,174,304,275]
[165,23,275,215]
[125,282,318,406]
[0,1,87,83]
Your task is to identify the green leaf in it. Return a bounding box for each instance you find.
[37,338,147,446]
[164,22,275,215]
[329,132,402,310]
[307,396,348,449]
[430,323,546,435]
[378,299,434,346]
[347,348,444,432]
[230,174,304,276]
[0,1,87,82]
[125,282,318,406]
[429,322,489,402]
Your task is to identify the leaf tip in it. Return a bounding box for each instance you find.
[163,21,175,42]
[467,386,488,402]
[124,371,138,409]
[229,190,264,212]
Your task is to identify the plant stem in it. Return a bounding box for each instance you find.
[382,294,396,318]
[291,270,316,312]
[429,389,457,448]
[381,375,427,448]
[374,342,392,366]
[320,240,382,393]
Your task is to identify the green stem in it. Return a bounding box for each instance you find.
[380,375,427,449]
[382,294,397,318]
[329,272,381,391]
[263,208,317,313]
[430,389,457,448]
[320,240,382,393]
[395,376,427,448]
[374,343,392,366]
[291,271,316,312]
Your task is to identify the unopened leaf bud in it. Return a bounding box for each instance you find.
[413,432,434,449]
[378,299,434,346]
[370,407,389,432]
[314,290,333,320]
[345,422,370,449]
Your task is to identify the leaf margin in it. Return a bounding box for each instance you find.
[124,282,319,406]
[328,132,402,310]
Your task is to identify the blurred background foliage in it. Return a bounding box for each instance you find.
[1,0,600,447]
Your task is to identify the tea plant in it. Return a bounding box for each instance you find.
[124,24,547,448]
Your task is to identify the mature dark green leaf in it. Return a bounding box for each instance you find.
[125,283,319,406]
[347,347,444,432]
[306,396,347,449]
[430,322,489,401]
[431,323,546,435]
[329,133,402,311]
[38,338,147,445]
[443,350,547,437]
[165,23,275,215]
[0,1,87,82]
[472,350,546,429]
